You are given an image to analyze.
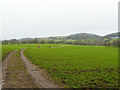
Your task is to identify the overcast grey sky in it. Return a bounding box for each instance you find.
[0,0,119,40]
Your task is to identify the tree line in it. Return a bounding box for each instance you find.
[2,38,120,47]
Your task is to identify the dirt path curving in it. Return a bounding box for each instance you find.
[53,45,70,48]
[2,50,38,88]
[2,49,61,88]
[2,50,18,85]
[20,49,59,88]
[59,45,70,47]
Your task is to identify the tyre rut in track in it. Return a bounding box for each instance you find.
[20,49,59,88]
[2,49,38,88]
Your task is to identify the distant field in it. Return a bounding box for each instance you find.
[23,44,119,88]
[2,44,30,59]
[66,39,75,42]
[2,44,64,59]
[54,39,75,42]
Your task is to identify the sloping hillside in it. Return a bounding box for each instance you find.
[104,32,120,39]
[66,33,102,40]
[18,32,119,41]
[19,38,33,41]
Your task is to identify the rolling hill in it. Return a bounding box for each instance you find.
[18,32,119,41]
[104,32,120,39]
[66,33,102,40]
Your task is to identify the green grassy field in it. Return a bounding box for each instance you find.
[23,44,118,88]
[2,44,119,88]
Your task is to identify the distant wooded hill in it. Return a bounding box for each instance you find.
[2,32,120,47]
[103,32,120,39]
[66,33,102,40]
[19,32,119,41]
